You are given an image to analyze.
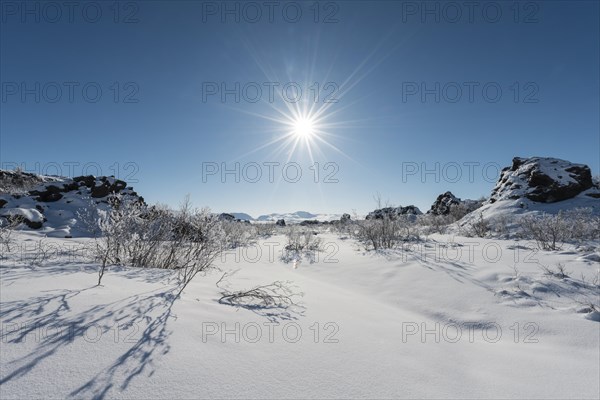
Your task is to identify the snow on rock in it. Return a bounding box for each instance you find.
[0,169,62,194]
[366,205,422,220]
[0,170,143,237]
[456,157,599,230]
[1,207,45,229]
[427,191,482,216]
[490,157,596,203]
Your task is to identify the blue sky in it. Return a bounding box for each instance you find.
[1,1,598,216]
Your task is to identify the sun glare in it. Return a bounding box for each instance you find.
[293,117,315,139]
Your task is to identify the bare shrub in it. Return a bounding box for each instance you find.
[281,226,323,263]
[489,214,513,239]
[519,209,599,250]
[353,215,416,250]
[93,194,224,293]
[556,263,571,279]
[285,226,322,252]
[357,193,409,248]
[592,272,600,289]
[466,212,490,238]
[563,208,600,242]
[221,220,255,249]
[539,263,571,279]
[520,212,571,251]
[76,198,104,237]
[419,214,452,234]
[448,202,478,221]
[254,222,275,238]
[216,271,303,309]
[0,217,19,253]
[332,212,357,238]
[418,199,484,235]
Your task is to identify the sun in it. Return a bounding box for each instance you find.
[293,117,315,139]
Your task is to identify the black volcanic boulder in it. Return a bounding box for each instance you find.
[21,217,43,229]
[300,220,319,226]
[427,192,460,215]
[490,157,593,203]
[30,185,64,202]
[73,175,96,188]
[340,213,351,224]
[366,206,422,220]
[91,177,128,198]
[276,219,286,227]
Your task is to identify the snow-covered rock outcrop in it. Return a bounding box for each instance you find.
[427,191,482,216]
[366,205,422,220]
[0,170,143,237]
[490,157,597,203]
[457,157,600,229]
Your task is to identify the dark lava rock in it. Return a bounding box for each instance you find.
[91,178,128,198]
[427,192,460,216]
[366,205,422,220]
[73,175,96,188]
[30,185,64,202]
[490,157,593,203]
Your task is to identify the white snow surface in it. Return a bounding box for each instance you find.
[1,230,599,399]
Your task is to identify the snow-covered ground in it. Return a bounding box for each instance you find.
[1,230,598,399]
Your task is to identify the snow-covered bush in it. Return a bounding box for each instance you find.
[562,208,600,242]
[280,226,324,263]
[520,208,600,250]
[285,226,322,252]
[520,212,570,251]
[22,238,63,266]
[76,198,104,237]
[519,209,599,251]
[418,214,453,234]
[93,195,224,292]
[465,212,490,238]
[448,201,481,221]
[418,199,486,235]
[488,214,514,239]
[221,220,255,248]
[0,217,18,253]
[254,222,276,238]
[353,215,416,250]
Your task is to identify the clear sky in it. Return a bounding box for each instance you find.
[1,1,598,216]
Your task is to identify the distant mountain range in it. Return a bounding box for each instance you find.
[230,211,342,223]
